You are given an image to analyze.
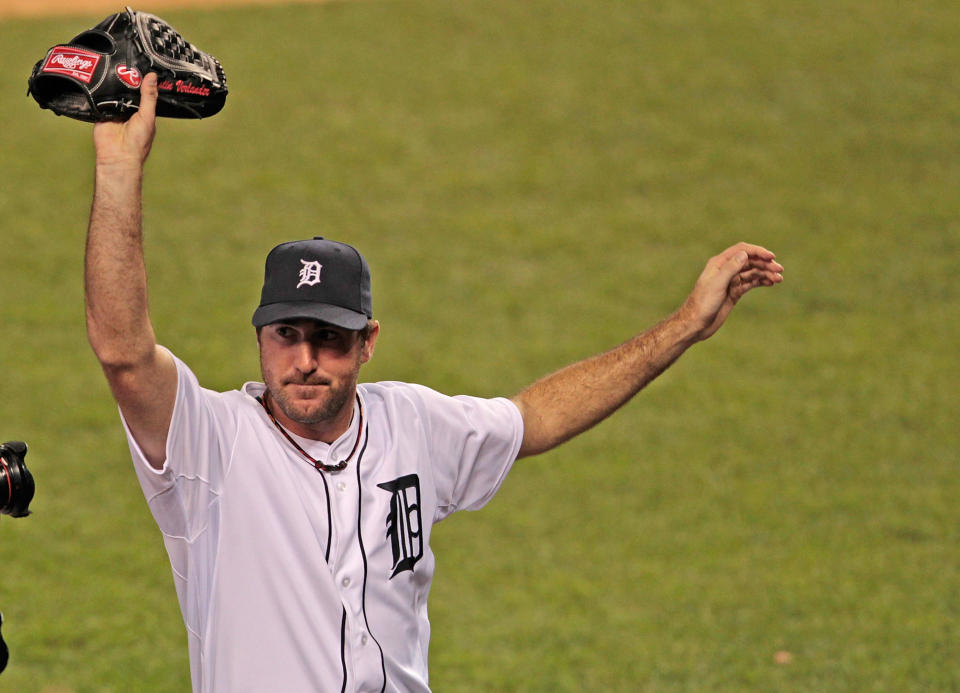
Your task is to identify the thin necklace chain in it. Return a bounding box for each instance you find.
[257,393,363,474]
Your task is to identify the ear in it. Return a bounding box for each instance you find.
[360,321,380,364]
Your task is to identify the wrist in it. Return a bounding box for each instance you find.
[95,158,146,176]
[666,304,707,346]
[95,162,145,195]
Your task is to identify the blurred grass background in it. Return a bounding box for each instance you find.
[0,0,957,690]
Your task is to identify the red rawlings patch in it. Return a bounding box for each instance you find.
[116,65,142,88]
[42,46,101,84]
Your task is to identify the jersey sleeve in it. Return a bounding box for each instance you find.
[404,384,524,520]
[121,347,239,540]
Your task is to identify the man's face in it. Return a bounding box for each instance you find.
[258,319,378,434]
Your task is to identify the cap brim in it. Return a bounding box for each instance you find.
[252,302,370,330]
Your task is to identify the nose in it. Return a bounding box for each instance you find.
[293,341,319,375]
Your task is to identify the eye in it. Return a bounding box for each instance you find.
[309,327,356,351]
[274,325,298,340]
[311,329,346,347]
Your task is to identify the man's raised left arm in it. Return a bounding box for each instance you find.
[510,242,783,458]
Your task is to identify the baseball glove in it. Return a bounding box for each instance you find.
[27,6,227,122]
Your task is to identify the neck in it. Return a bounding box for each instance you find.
[263,390,356,443]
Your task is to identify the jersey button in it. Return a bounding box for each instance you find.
[341,576,351,587]
[336,481,347,492]
[361,634,369,646]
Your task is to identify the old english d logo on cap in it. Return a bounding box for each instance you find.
[252,237,372,330]
[297,260,324,288]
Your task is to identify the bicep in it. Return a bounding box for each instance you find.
[103,344,178,469]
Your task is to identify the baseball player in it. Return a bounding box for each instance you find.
[84,74,783,692]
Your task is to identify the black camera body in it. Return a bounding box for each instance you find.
[0,612,6,674]
[0,441,34,518]
[0,440,33,675]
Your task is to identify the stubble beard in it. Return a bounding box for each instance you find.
[269,379,355,426]
[261,361,359,427]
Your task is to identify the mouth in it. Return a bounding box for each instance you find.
[284,378,332,388]
[284,381,332,398]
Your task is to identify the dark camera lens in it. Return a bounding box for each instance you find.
[0,441,34,518]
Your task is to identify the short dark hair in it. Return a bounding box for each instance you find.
[359,320,377,343]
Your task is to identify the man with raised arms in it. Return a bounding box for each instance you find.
[85,74,783,692]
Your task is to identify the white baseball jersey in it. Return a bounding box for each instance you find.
[123,348,524,693]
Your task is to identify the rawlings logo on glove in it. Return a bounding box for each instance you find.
[27,6,227,122]
[116,65,143,88]
[42,48,102,82]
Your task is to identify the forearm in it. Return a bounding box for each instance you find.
[511,310,700,458]
[510,243,784,458]
[85,164,157,368]
[82,75,175,467]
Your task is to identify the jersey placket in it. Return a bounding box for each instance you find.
[329,464,384,693]
[286,406,384,691]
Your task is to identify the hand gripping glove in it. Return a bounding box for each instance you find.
[27,6,227,122]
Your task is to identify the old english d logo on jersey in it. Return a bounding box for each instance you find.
[377,474,423,578]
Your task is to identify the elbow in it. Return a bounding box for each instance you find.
[89,337,164,404]
[516,439,548,460]
[86,310,157,372]
[89,342,154,374]
[511,394,564,459]
[517,431,570,460]
[87,328,155,373]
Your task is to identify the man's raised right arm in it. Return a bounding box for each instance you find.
[85,73,177,469]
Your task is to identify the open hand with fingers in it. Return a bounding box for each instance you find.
[680,242,784,341]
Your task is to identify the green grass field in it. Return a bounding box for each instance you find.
[1,0,957,690]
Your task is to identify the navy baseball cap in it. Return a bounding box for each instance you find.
[252,237,373,330]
